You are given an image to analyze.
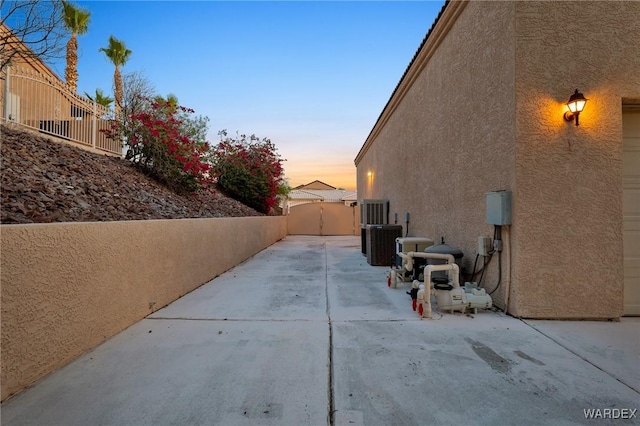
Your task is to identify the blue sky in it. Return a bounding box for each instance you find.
[47,1,445,190]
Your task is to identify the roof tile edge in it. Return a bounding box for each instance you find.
[354,0,468,166]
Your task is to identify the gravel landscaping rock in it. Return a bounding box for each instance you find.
[1,124,262,224]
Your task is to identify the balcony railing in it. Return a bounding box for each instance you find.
[0,65,122,156]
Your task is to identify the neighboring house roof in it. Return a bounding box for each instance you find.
[0,23,63,83]
[294,180,337,190]
[341,192,358,202]
[288,189,357,203]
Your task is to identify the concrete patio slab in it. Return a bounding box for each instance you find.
[0,318,329,426]
[2,236,638,426]
[523,318,640,393]
[332,316,639,426]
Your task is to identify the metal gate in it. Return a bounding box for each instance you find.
[288,202,360,236]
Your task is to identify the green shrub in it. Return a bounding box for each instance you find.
[210,131,285,214]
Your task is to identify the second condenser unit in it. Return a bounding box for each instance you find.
[366,224,403,266]
[360,199,389,255]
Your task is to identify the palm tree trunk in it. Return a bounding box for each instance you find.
[65,35,78,92]
[114,65,122,114]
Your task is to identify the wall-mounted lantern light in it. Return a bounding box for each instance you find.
[563,89,588,126]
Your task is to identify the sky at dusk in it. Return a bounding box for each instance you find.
[45,1,445,190]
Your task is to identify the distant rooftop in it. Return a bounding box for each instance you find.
[288,189,357,203]
[294,180,337,191]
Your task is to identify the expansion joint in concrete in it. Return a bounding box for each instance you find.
[522,320,640,395]
[145,317,315,322]
[325,242,335,426]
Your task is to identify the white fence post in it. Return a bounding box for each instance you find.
[3,64,9,121]
[92,99,97,149]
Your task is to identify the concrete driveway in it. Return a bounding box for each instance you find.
[2,236,639,425]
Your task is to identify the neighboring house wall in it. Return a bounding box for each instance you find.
[1,24,74,125]
[1,216,287,401]
[0,24,61,78]
[1,66,120,154]
[356,1,640,319]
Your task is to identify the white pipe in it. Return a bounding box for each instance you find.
[424,263,460,288]
[419,263,461,319]
[397,252,412,271]
[417,284,429,318]
[399,251,454,272]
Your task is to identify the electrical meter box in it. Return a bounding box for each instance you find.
[486,191,512,225]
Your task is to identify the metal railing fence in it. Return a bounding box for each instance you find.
[1,65,122,156]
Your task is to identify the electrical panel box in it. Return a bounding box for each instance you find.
[478,236,492,256]
[486,191,512,225]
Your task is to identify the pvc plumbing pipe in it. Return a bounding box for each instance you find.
[398,252,455,272]
[417,263,460,319]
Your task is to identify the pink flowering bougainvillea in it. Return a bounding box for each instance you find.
[102,98,213,194]
[210,130,285,214]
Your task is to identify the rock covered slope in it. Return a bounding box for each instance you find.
[1,124,262,224]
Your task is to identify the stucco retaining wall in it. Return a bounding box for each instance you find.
[1,216,287,401]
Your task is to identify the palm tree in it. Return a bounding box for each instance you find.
[62,1,91,92]
[84,88,113,109]
[99,35,132,113]
[154,93,179,113]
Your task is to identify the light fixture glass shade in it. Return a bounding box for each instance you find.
[567,89,587,113]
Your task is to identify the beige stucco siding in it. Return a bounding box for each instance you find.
[357,1,517,307]
[357,1,640,318]
[1,217,287,400]
[512,1,640,318]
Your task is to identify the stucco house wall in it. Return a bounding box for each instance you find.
[0,24,61,78]
[357,1,516,308]
[512,1,640,318]
[355,1,640,319]
[1,24,75,124]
